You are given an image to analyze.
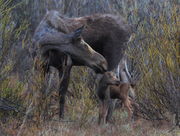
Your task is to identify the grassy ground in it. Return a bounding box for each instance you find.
[0,1,179,136]
[1,108,179,136]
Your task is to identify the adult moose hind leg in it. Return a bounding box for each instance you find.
[58,55,72,119]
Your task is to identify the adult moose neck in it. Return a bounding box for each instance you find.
[34,17,107,73]
[43,11,132,72]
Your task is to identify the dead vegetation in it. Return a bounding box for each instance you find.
[0,0,179,136]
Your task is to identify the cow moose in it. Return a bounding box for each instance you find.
[33,10,132,119]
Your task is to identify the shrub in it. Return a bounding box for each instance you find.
[0,0,28,119]
[126,2,180,126]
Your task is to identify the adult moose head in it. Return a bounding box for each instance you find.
[33,10,132,119]
[38,26,107,73]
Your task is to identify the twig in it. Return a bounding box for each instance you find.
[17,101,33,136]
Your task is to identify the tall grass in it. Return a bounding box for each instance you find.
[0,0,179,135]
[126,3,179,125]
[0,0,28,119]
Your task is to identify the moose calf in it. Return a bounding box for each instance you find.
[97,71,133,125]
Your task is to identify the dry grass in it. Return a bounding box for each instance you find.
[1,110,179,136]
[1,0,180,136]
[129,4,179,122]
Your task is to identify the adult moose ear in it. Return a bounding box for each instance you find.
[71,25,85,42]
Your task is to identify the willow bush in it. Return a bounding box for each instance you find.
[0,0,28,119]
[126,3,179,125]
[1,0,179,127]
[67,67,97,125]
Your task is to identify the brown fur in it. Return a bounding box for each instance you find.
[97,72,133,125]
[33,11,132,119]
[34,10,132,71]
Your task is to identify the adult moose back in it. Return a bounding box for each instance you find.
[34,10,132,119]
[45,11,132,70]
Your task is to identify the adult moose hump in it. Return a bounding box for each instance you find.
[39,10,132,71]
[33,10,132,119]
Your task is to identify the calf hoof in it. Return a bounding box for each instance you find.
[98,119,106,125]
[59,113,64,120]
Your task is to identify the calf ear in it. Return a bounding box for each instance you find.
[72,25,85,41]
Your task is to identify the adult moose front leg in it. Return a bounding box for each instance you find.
[58,55,72,119]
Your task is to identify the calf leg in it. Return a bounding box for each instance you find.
[106,99,117,123]
[98,101,104,125]
[58,55,72,119]
[99,100,109,125]
[99,88,111,125]
[124,98,133,121]
[129,98,140,122]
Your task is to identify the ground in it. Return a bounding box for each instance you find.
[1,109,179,136]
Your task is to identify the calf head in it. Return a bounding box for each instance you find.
[100,71,120,86]
[38,26,107,73]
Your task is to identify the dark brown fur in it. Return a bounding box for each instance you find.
[98,72,133,124]
[34,11,132,71]
[33,11,132,118]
